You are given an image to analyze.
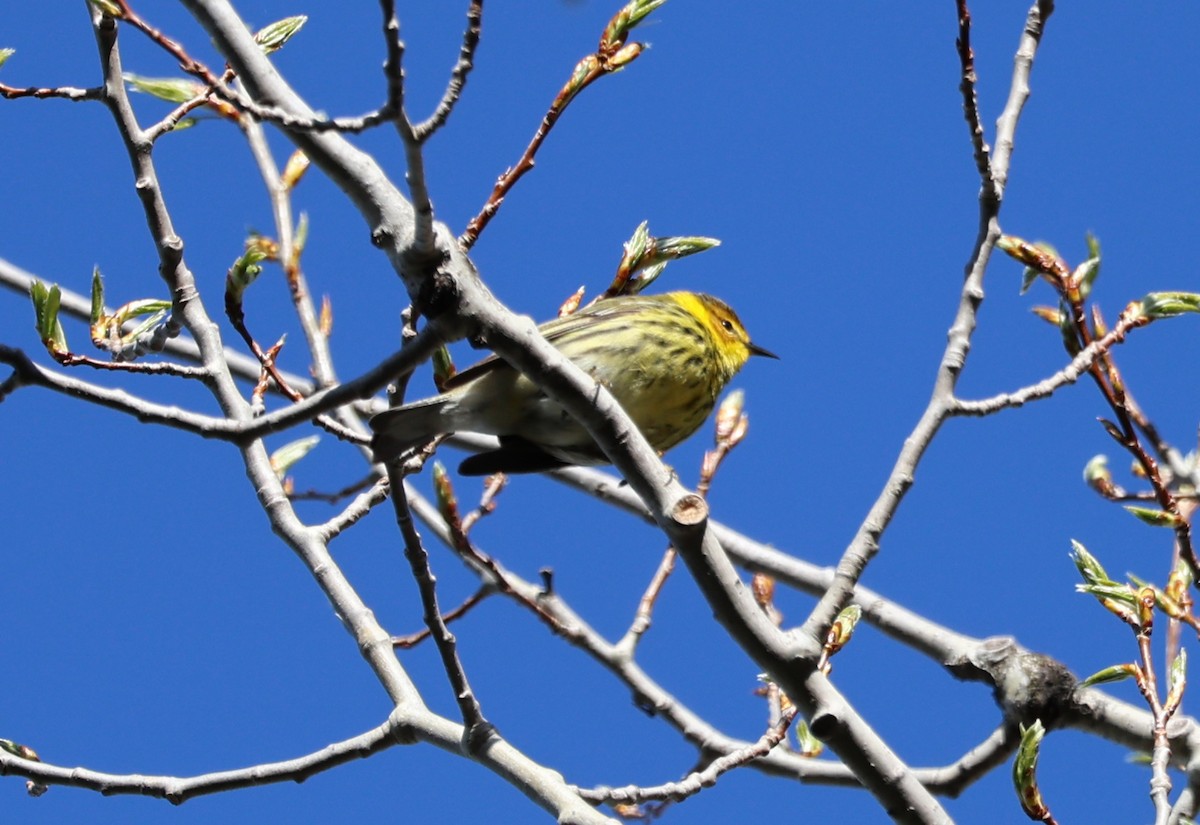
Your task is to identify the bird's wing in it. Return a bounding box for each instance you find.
[457,435,576,475]
[441,298,641,390]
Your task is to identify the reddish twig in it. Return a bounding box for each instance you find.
[954,0,994,195]
[225,291,365,444]
[458,2,656,250]
[619,393,750,650]
[995,237,1199,580]
[104,0,396,132]
[428,469,580,636]
[460,473,507,534]
[392,586,492,649]
[290,473,379,504]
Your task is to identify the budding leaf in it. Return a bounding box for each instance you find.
[1097,417,1124,444]
[116,305,170,347]
[0,738,39,761]
[751,571,775,608]
[1124,505,1185,529]
[998,235,1064,277]
[619,221,651,272]
[714,389,746,444]
[827,604,863,651]
[269,436,320,479]
[1079,664,1137,688]
[626,262,667,294]
[1076,582,1137,605]
[794,719,823,758]
[255,15,307,54]
[281,151,310,191]
[1030,305,1062,326]
[654,234,721,263]
[318,294,333,337]
[90,266,105,326]
[112,298,172,327]
[1019,266,1039,296]
[1069,539,1111,586]
[1082,454,1111,486]
[226,243,271,302]
[1167,558,1194,600]
[611,220,720,296]
[432,345,456,393]
[87,0,123,17]
[607,42,644,70]
[124,73,202,103]
[1167,648,1187,709]
[557,286,586,317]
[1056,301,1080,356]
[1073,256,1101,301]
[29,280,67,354]
[603,0,667,48]
[1139,291,1200,319]
[1013,720,1052,822]
[432,462,460,526]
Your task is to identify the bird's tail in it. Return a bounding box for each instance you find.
[369,395,454,463]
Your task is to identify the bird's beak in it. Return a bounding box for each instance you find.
[749,342,779,360]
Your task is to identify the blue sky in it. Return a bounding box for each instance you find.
[1,2,1198,823]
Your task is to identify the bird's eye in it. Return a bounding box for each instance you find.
[721,319,734,332]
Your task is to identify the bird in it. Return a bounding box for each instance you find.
[369,291,776,475]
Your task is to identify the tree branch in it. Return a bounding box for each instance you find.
[800,0,1054,644]
[0,717,405,802]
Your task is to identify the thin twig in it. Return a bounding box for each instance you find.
[143,87,223,142]
[952,311,1148,415]
[141,64,237,143]
[0,716,406,803]
[0,82,102,101]
[405,488,823,780]
[800,0,1054,640]
[954,0,994,201]
[109,0,396,133]
[1126,590,1175,823]
[230,325,442,441]
[0,344,231,434]
[459,472,507,534]
[53,351,209,378]
[618,548,677,652]
[992,1,1055,199]
[618,395,750,652]
[392,586,492,649]
[314,477,390,542]
[577,707,798,807]
[1077,326,1200,580]
[458,2,656,250]
[413,0,483,141]
[224,299,365,444]
[378,0,406,124]
[375,1,438,259]
[238,119,377,459]
[387,467,493,748]
[0,257,319,397]
[0,331,441,445]
[1003,238,1200,581]
[293,473,380,504]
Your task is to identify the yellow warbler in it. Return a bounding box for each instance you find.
[370,291,775,474]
